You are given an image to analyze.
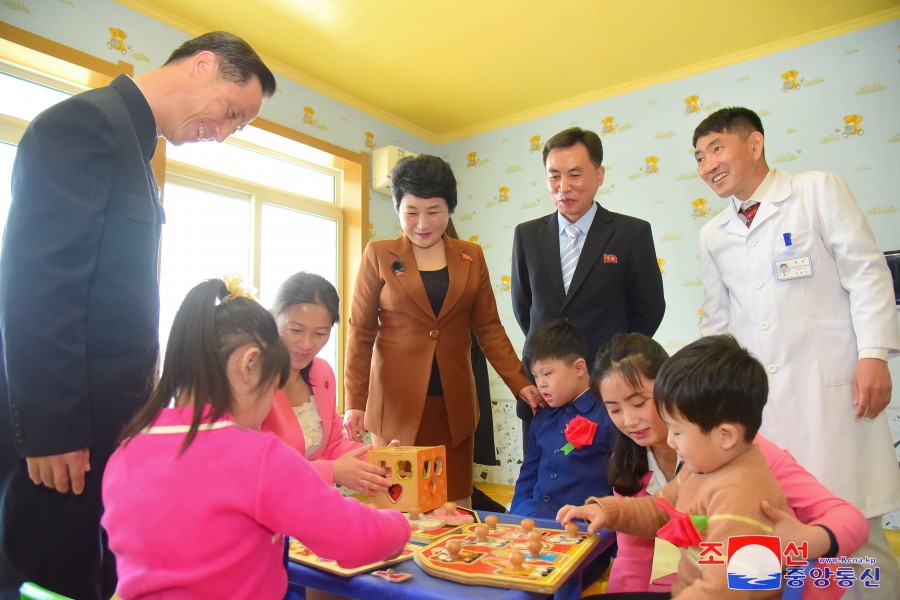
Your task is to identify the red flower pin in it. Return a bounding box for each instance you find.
[654,497,706,548]
[560,415,597,455]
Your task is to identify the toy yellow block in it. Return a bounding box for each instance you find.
[368,445,447,513]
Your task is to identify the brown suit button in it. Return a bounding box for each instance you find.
[428,329,440,339]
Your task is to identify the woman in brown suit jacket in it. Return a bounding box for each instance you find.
[343,155,541,503]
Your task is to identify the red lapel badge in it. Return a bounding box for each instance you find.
[603,254,618,264]
[460,252,472,262]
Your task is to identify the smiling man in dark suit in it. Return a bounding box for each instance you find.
[511,127,665,452]
[0,32,276,600]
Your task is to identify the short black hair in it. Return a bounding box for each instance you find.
[542,127,603,168]
[692,107,764,148]
[390,154,457,213]
[165,31,277,98]
[654,334,767,442]
[523,319,588,370]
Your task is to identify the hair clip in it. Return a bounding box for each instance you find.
[223,274,259,301]
[391,259,405,277]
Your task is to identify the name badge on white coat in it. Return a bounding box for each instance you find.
[774,232,813,281]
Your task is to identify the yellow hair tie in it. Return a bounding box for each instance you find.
[223,274,259,302]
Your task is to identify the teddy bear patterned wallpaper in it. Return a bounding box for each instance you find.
[4,2,899,524]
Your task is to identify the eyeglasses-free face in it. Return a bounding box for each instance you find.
[398,194,450,250]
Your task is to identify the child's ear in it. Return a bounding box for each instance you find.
[718,423,740,451]
[238,346,262,386]
[573,357,588,377]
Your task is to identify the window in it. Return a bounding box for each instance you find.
[160,126,345,376]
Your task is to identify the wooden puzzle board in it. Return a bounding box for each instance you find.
[414,522,600,593]
[288,538,417,577]
[409,506,479,544]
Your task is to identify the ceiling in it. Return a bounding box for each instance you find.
[116,0,899,143]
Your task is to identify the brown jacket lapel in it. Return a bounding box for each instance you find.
[439,236,471,321]
[387,235,435,321]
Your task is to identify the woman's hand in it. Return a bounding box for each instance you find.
[332,445,391,496]
[342,408,366,443]
[557,503,607,534]
[517,385,544,413]
[761,500,831,559]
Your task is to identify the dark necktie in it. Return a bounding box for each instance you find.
[739,202,760,228]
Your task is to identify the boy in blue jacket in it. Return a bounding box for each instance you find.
[511,319,614,517]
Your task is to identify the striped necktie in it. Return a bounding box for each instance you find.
[739,202,760,228]
[561,224,581,293]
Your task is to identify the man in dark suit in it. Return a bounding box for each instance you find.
[0,32,275,600]
[511,127,665,452]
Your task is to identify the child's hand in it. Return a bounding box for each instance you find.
[333,445,391,496]
[556,503,607,534]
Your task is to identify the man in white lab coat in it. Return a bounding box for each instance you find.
[695,107,900,598]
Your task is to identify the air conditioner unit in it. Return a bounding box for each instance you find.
[372,145,418,196]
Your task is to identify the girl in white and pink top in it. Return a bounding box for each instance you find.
[102,278,409,600]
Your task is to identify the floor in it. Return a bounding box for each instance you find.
[473,482,900,596]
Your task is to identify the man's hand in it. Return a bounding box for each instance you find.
[852,358,891,419]
[517,385,545,413]
[342,408,366,443]
[556,502,607,534]
[26,448,90,495]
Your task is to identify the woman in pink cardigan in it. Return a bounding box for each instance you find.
[261,272,391,496]
[581,333,869,599]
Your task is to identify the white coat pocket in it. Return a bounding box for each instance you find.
[810,319,856,387]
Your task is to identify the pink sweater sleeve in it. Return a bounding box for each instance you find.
[606,474,656,593]
[256,435,410,568]
[757,435,868,557]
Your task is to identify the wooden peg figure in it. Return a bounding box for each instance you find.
[508,550,526,571]
[527,539,542,559]
[565,521,580,539]
[446,540,461,561]
[520,517,535,534]
[474,525,488,542]
[484,514,499,530]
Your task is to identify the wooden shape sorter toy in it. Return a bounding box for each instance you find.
[367,445,447,513]
[413,517,599,593]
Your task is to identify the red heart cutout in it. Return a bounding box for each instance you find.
[387,484,403,503]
